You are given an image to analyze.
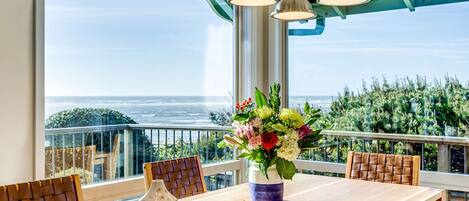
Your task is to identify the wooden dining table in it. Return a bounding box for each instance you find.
[181,174,445,201]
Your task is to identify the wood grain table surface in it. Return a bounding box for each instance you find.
[181,174,445,201]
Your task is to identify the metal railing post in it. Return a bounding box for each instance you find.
[124,128,134,177]
[464,146,468,174]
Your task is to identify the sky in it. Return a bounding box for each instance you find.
[45,0,233,96]
[45,0,469,97]
[289,2,469,96]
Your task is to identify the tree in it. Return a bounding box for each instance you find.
[317,76,469,171]
[321,76,468,136]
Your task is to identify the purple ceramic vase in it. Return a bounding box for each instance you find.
[248,164,284,201]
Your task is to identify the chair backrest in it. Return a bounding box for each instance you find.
[94,134,121,181]
[345,151,420,186]
[109,134,121,180]
[45,145,96,184]
[0,175,83,201]
[45,145,96,183]
[143,156,207,199]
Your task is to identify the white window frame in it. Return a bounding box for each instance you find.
[34,0,45,180]
[33,1,289,199]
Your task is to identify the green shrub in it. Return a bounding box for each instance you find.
[46,108,136,129]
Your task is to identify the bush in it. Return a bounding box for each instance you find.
[46,108,136,128]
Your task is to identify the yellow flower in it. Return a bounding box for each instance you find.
[279,108,304,129]
[254,106,274,119]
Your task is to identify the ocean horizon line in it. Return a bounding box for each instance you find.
[46,95,337,98]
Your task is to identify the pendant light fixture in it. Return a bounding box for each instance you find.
[271,0,316,21]
[317,0,370,6]
[230,0,277,6]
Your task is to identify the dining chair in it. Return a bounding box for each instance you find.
[0,175,83,201]
[143,156,207,199]
[345,151,420,186]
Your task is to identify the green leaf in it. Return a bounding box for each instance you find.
[271,123,287,133]
[276,158,296,180]
[304,102,311,113]
[233,113,249,122]
[269,83,281,113]
[299,132,322,149]
[237,152,251,159]
[259,163,269,180]
[269,156,279,167]
[255,87,268,108]
[304,105,321,126]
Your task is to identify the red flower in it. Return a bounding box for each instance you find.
[298,125,312,139]
[261,132,278,150]
[236,98,252,111]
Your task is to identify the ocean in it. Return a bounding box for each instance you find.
[46,96,334,125]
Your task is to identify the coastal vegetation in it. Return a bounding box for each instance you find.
[305,76,469,172]
[208,76,469,171]
[318,76,468,136]
[46,76,469,179]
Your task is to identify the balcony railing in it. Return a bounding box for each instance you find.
[45,124,469,201]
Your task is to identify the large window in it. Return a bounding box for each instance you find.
[288,3,469,198]
[289,3,469,109]
[45,0,233,186]
[46,1,233,125]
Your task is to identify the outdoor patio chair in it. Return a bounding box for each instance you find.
[94,134,121,180]
[143,156,207,199]
[45,134,121,183]
[45,145,96,184]
[0,175,83,201]
[345,151,420,186]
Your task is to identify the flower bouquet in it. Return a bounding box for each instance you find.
[222,83,322,201]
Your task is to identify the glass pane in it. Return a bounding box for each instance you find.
[45,0,233,185]
[288,2,469,175]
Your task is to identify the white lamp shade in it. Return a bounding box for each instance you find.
[230,0,277,6]
[271,0,316,21]
[317,0,370,6]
